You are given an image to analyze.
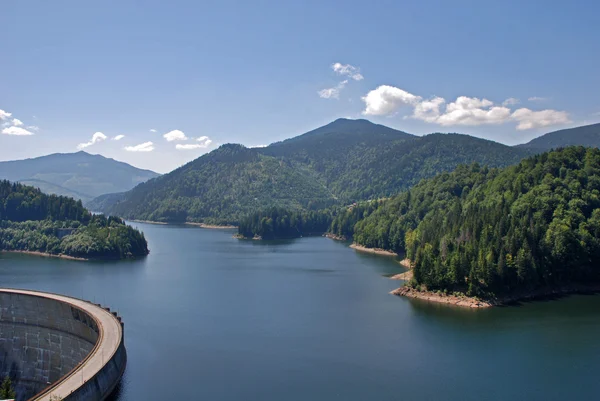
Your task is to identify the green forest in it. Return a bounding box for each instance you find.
[238,207,333,239]
[98,144,337,225]
[238,147,600,299]
[343,147,600,298]
[93,119,529,224]
[0,180,148,259]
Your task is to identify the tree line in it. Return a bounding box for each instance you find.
[239,147,600,298]
[0,180,148,259]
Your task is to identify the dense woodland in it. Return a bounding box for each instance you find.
[97,144,337,225]
[346,147,600,297]
[238,207,333,239]
[0,181,148,259]
[94,119,530,224]
[238,147,600,299]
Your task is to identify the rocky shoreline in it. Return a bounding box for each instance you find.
[324,233,347,241]
[0,250,88,261]
[185,222,237,229]
[349,243,600,308]
[391,280,600,309]
[131,219,237,229]
[349,243,398,256]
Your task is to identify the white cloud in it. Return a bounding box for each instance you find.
[412,96,445,123]
[163,129,188,141]
[362,85,422,115]
[176,136,212,150]
[197,136,212,146]
[250,144,268,148]
[0,110,12,120]
[11,118,23,126]
[318,80,348,99]
[361,85,569,130]
[2,126,34,136]
[27,126,39,131]
[77,132,107,150]
[175,144,204,150]
[511,108,570,130]
[502,97,520,106]
[528,96,548,102]
[434,96,511,126]
[150,129,157,133]
[113,134,125,141]
[332,63,364,81]
[125,141,154,152]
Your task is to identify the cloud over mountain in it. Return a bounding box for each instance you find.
[361,85,569,130]
[77,132,107,150]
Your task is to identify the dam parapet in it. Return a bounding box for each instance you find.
[0,289,126,401]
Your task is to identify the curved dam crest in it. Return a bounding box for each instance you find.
[0,289,126,401]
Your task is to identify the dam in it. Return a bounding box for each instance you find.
[0,289,126,401]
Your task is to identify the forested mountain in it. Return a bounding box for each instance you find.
[0,180,148,259]
[261,119,528,201]
[93,119,530,224]
[98,144,337,225]
[346,147,600,298]
[0,151,159,202]
[517,122,600,151]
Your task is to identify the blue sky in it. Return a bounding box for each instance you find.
[1,0,599,173]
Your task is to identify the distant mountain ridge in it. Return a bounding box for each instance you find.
[91,119,534,224]
[517,122,600,151]
[0,151,159,202]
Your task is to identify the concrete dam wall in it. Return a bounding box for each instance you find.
[0,289,126,401]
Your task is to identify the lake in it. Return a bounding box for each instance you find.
[1,222,599,401]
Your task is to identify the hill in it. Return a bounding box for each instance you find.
[92,119,531,224]
[346,147,600,300]
[0,180,148,259]
[0,151,159,202]
[260,119,528,201]
[517,122,600,151]
[98,144,337,225]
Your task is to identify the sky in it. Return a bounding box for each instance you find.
[1,0,599,173]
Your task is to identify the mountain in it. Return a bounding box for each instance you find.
[0,151,159,202]
[347,147,600,300]
[0,180,148,259]
[517,122,600,151]
[99,144,337,225]
[262,125,529,201]
[92,119,530,224]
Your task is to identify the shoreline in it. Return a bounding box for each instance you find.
[130,219,168,225]
[185,222,237,229]
[0,250,88,261]
[324,233,347,241]
[130,219,237,229]
[349,243,398,257]
[391,282,600,308]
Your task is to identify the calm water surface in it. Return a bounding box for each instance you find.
[1,222,599,401]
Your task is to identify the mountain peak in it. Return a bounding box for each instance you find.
[518,122,600,151]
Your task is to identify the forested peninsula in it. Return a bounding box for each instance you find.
[0,180,149,260]
[238,147,600,305]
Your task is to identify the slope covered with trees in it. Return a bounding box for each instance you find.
[348,147,600,298]
[261,119,529,201]
[99,144,337,225]
[93,119,530,224]
[0,180,148,259]
[517,122,600,151]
